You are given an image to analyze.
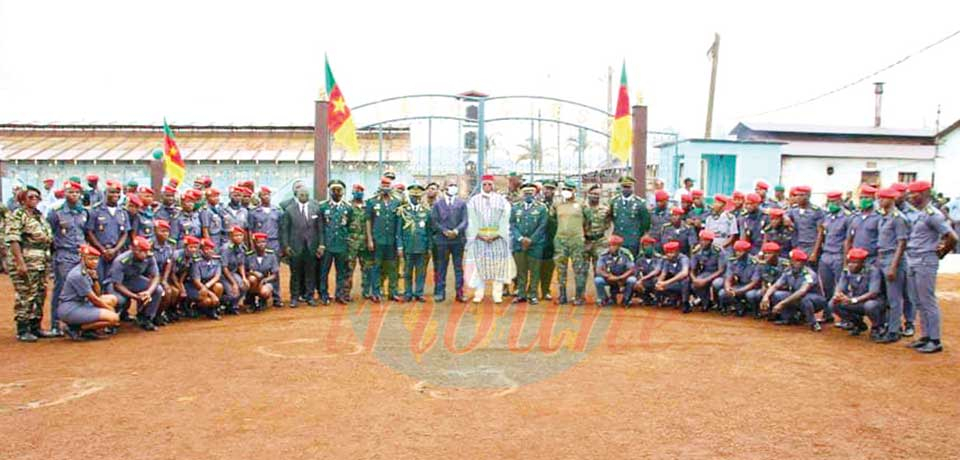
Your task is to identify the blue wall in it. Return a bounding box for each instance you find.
[658,140,782,195]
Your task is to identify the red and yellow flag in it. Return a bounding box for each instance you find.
[162,119,186,184]
[325,56,360,155]
[610,62,632,162]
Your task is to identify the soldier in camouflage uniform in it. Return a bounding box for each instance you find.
[583,184,611,277]
[552,180,589,305]
[347,184,373,300]
[6,186,55,342]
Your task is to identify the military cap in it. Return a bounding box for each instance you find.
[562,179,577,190]
[618,176,636,186]
[329,179,346,190]
[542,179,558,189]
[407,184,425,196]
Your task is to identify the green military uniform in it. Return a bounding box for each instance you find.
[583,199,611,276]
[609,176,651,258]
[317,181,353,303]
[366,188,403,299]
[422,194,438,296]
[397,184,432,300]
[5,200,53,341]
[511,184,548,303]
[539,180,558,300]
[347,192,373,299]
[552,180,589,305]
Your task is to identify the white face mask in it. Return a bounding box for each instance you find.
[561,190,573,200]
[446,186,458,196]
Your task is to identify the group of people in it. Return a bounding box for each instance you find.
[3,170,956,353]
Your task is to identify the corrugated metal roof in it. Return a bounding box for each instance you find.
[0,127,410,163]
[733,122,934,138]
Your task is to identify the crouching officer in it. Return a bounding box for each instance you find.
[749,242,789,318]
[189,238,224,320]
[107,236,163,331]
[717,240,760,316]
[58,244,120,340]
[655,241,690,309]
[761,248,826,332]
[245,232,279,311]
[689,230,725,313]
[829,248,883,338]
[594,235,636,306]
[630,236,661,306]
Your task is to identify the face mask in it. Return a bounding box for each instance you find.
[561,190,573,200]
[588,196,600,205]
[352,192,364,201]
[522,195,534,203]
[860,198,874,210]
[828,203,841,214]
[621,189,632,198]
[446,186,458,196]
[643,248,654,257]
[381,188,391,195]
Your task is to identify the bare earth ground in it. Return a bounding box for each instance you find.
[2,267,959,460]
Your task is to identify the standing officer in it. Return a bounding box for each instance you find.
[704,195,738,250]
[610,176,651,258]
[317,180,353,305]
[660,207,697,255]
[155,185,180,223]
[171,190,202,248]
[347,184,373,301]
[655,241,690,309]
[511,183,548,305]
[595,235,637,306]
[829,247,883,338]
[820,190,853,326]
[431,179,468,303]
[689,230,726,313]
[552,179,589,305]
[846,185,881,266]
[221,186,250,239]
[249,186,282,306]
[83,174,104,208]
[366,177,403,302]
[47,180,88,336]
[107,236,162,331]
[201,188,225,249]
[648,190,671,243]
[717,240,759,316]
[583,184,611,277]
[874,187,910,343]
[738,193,765,254]
[538,179,558,301]
[786,185,824,270]
[903,180,958,353]
[281,187,321,307]
[6,185,54,342]
[85,180,130,286]
[397,184,431,302]
[755,181,779,210]
[761,248,826,332]
[129,191,155,241]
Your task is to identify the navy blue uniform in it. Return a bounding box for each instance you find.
[48,202,88,327]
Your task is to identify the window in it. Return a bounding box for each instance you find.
[861,171,880,187]
[899,172,917,183]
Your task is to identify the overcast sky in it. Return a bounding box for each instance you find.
[1,0,959,138]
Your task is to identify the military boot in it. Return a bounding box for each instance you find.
[16,322,38,342]
[557,287,569,305]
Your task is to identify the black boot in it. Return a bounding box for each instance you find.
[16,322,38,342]
[558,288,568,305]
[32,319,60,338]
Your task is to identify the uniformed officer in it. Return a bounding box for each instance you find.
[660,207,697,255]
[171,189,203,248]
[655,241,690,308]
[248,186,282,306]
[220,226,249,314]
[704,194,738,250]
[6,185,55,342]
[317,180,353,304]
[107,236,163,331]
[773,184,788,208]
[903,180,958,353]
[505,171,523,204]
[200,188,225,249]
[874,187,910,343]
[819,190,852,325]
[85,180,130,285]
[538,179,558,301]
[397,184,431,302]
[153,219,177,325]
[786,185,824,268]
[731,191,746,216]
[189,238,225,319]
[594,234,637,306]
[129,191,155,242]
[552,179,589,305]
[686,190,707,232]
[761,248,826,332]
[171,235,202,319]
[511,183,548,305]
[738,193,765,254]
[609,176,651,259]
[583,184,612,276]
[155,185,180,223]
[245,232,279,311]
[347,184,373,301]
[221,186,250,239]
[892,182,920,336]
[761,208,793,257]
[846,185,881,266]
[629,236,661,306]
[47,180,88,336]
[689,230,726,313]
[367,177,403,302]
[717,240,759,316]
[57,244,120,340]
[748,242,789,319]
[648,189,671,241]
[83,174,104,208]
[755,181,779,210]
[829,247,883,338]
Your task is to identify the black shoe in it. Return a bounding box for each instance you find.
[907,337,930,349]
[62,325,86,341]
[226,308,240,315]
[390,295,404,303]
[512,297,527,304]
[572,298,585,306]
[103,326,118,335]
[81,330,102,340]
[138,318,158,331]
[848,322,868,336]
[306,298,318,307]
[875,332,902,344]
[403,296,413,303]
[558,294,568,305]
[289,300,299,308]
[916,341,943,354]
[415,296,427,302]
[320,296,331,306]
[773,319,790,326]
[681,304,692,314]
[435,296,446,303]
[207,309,222,320]
[903,322,916,337]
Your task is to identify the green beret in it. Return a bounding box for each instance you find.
[618,176,636,185]
[588,184,602,192]
[126,180,139,188]
[69,176,82,183]
[329,179,346,189]
[24,185,41,194]
[508,172,519,177]
[774,184,785,192]
[562,179,577,190]
[542,179,558,188]
[426,182,439,189]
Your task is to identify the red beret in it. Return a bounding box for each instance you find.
[230,225,246,235]
[860,185,878,197]
[132,236,152,251]
[86,174,99,182]
[681,194,693,204]
[641,236,657,245]
[138,186,154,195]
[761,242,781,253]
[790,248,808,262]
[126,193,144,207]
[206,188,221,197]
[891,182,908,193]
[163,185,178,194]
[907,181,931,193]
[201,238,216,249]
[671,207,686,216]
[155,219,171,230]
[768,208,785,218]
[43,178,55,184]
[54,189,65,199]
[732,191,745,200]
[826,191,842,200]
[239,180,255,188]
[252,232,268,241]
[733,240,752,252]
[394,183,406,191]
[877,188,899,199]
[714,194,728,204]
[795,185,811,193]
[105,180,122,190]
[699,230,716,240]
[184,235,201,246]
[746,193,762,204]
[65,181,83,191]
[182,190,201,202]
[755,180,769,191]
[663,241,681,252]
[168,178,180,187]
[79,244,101,257]
[788,187,798,196]
[655,190,669,201]
[353,184,365,192]
[609,234,624,245]
[691,189,704,198]
[200,176,212,186]
[259,186,271,195]
[847,247,869,261]
[238,187,253,197]
[481,174,495,182]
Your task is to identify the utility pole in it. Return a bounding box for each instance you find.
[606,65,613,152]
[705,33,720,139]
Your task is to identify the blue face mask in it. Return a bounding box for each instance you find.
[352,192,364,201]
[524,195,535,203]
[621,189,633,197]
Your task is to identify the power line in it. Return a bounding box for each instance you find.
[740,27,960,119]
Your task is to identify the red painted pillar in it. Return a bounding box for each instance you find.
[631,104,648,197]
[150,159,164,193]
[315,99,330,201]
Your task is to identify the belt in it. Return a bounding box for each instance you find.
[585,233,605,241]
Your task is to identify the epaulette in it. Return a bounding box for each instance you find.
[318,199,329,206]
[120,254,133,264]
[661,222,672,228]
[265,249,275,254]
[691,244,704,254]
[245,250,255,256]
[810,204,821,210]
[925,205,936,215]
[842,209,852,216]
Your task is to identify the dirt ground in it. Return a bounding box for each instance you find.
[2,267,959,460]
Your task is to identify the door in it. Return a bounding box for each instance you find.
[702,154,736,196]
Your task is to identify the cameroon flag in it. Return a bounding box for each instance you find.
[162,119,186,184]
[325,56,360,155]
[609,62,632,163]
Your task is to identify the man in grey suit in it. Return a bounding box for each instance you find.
[431,179,469,302]
[281,188,323,307]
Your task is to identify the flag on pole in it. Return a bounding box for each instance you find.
[325,55,360,155]
[162,119,186,184]
[609,62,632,162]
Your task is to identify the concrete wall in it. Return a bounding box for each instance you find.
[780,156,935,203]
[658,141,782,195]
[936,129,960,198]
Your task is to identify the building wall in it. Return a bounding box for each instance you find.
[780,156,935,203]
[936,130,960,198]
[659,141,781,195]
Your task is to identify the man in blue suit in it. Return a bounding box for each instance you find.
[431,179,468,303]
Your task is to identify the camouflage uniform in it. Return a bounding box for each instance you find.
[347,200,373,298]
[5,207,53,332]
[553,199,589,304]
[583,202,611,273]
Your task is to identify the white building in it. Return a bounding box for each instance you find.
[936,118,960,199]
[731,122,936,201]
